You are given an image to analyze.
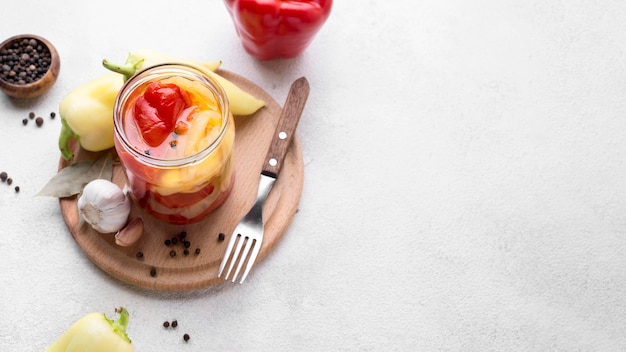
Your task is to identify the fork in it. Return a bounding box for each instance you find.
[218,77,310,283]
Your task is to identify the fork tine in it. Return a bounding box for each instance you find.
[223,233,245,280]
[217,232,239,279]
[232,237,254,283]
[239,238,262,283]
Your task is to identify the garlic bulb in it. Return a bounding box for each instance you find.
[77,179,131,233]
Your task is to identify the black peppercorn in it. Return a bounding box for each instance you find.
[171,320,178,328]
[22,118,27,125]
[14,186,19,193]
[183,249,189,256]
[183,334,190,342]
[164,239,171,246]
[50,112,56,119]
[7,178,12,185]
[150,267,157,277]
[195,248,201,255]
[163,321,170,328]
[169,250,176,257]
[218,233,225,241]
[171,237,178,245]
[0,172,7,182]
[183,241,191,248]
[29,112,35,119]
[35,117,44,127]
[136,252,144,259]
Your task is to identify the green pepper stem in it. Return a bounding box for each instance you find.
[106,307,132,344]
[102,55,144,82]
[58,118,78,161]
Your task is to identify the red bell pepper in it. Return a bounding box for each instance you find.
[224,0,333,60]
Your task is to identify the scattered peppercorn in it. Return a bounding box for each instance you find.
[50,112,56,119]
[171,320,178,328]
[0,172,19,194]
[29,112,35,119]
[163,321,170,328]
[163,231,198,258]
[150,267,157,277]
[35,117,44,127]
[136,252,144,259]
[22,118,27,125]
[0,38,51,85]
[183,334,190,342]
[218,233,225,241]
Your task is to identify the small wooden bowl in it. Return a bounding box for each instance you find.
[0,34,60,99]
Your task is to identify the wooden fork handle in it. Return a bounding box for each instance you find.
[261,77,310,178]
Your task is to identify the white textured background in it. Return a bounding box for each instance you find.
[1,0,626,351]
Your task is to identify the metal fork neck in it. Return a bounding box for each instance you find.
[245,174,276,221]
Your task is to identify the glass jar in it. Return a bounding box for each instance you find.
[113,63,235,224]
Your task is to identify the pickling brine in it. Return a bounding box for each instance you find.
[113,64,235,224]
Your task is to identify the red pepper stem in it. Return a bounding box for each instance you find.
[58,118,78,160]
[106,307,132,343]
[102,57,144,82]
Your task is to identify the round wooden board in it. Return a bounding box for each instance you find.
[58,70,304,291]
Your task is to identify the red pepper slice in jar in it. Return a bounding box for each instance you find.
[133,82,188,147]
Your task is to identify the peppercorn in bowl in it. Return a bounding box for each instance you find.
[0,34,60,99]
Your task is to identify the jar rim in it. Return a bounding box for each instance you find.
[113,63,230,168]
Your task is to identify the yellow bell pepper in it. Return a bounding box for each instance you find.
[104,50,266,116]
[58,73,123,160]
[45,307,133,352]
[121,48,222,75]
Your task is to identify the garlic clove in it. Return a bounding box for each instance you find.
[115,217,144,247]
[77,179,131,233]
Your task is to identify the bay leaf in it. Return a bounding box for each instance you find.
[36,153,113,198]
[85,153,113,181]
